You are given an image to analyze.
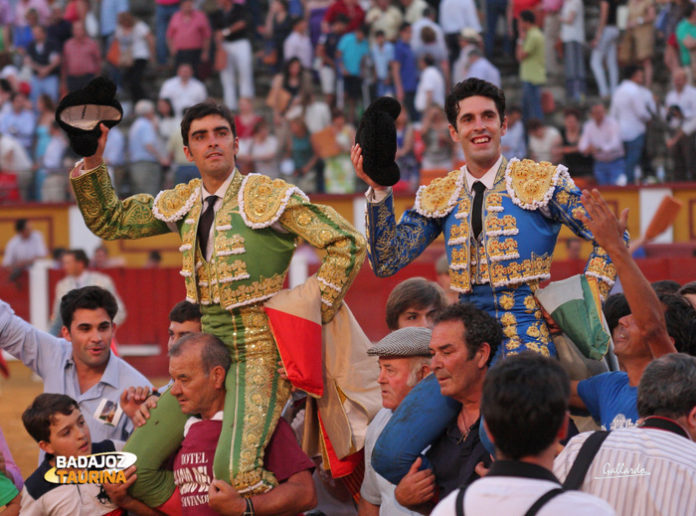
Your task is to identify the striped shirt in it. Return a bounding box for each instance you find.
[553,428,696,516]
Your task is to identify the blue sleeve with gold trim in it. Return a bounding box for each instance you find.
[365,192,443,277]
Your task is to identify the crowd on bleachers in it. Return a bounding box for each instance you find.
[0,0,695,203]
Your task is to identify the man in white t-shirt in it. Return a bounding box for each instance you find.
[158,63,207,118]
[358,327,432,516]
[433,353,615,516]
[2,218,47,279]
[414,54,445,113]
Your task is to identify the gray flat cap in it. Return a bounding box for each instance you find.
[367,327,433,357]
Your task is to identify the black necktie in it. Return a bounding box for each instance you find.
[471,181,486,240]
[198,195,218,260]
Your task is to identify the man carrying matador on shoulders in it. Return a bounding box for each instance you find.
[67,99,366,510]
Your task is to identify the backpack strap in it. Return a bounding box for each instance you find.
[455,484,469,516]
[562,430,610,490]
[523,487,565,516]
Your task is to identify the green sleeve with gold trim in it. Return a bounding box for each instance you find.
[278,193,366,323]
[71,164,171,239]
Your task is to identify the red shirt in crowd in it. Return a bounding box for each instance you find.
[173,416,315,515]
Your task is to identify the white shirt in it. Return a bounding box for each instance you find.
[2,231,46,267]
[664,84,696,134]
[560,0,585,42]
[466,57,502,88]
[200,169,236,261]
[52,270,127,325]
[609,80,655,141]
[159,76,208,118]
[283,31,313,69]
[403,0,428,24]
[529,126,561,163]
[432,474,615,516]
[415,66,446,112]
[554,428,696,516]
[0,133,32,172]
[464,154,502,192]
[360,408,421,515]
[578,116,625,162]
[438,0,481,34]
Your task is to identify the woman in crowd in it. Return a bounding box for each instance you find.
[156,97,178,145]
[561,108,594,183]
[323,107,356,193]
[267,57,312,124]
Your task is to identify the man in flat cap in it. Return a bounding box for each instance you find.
[358,327,432,516]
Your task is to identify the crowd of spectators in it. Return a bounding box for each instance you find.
[0,0,695,203]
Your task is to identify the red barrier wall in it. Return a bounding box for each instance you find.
[7,256,696,377]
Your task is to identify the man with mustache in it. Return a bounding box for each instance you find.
[68,100,365,510]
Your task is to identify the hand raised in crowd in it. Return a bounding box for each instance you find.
[119,386,152,422]
[578,189,629,254]
[350,143,387,193]
[394,457,436,510]
[208,479,247,516]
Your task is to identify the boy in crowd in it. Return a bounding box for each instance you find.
[385,277,447,331]
[20,393,157,516]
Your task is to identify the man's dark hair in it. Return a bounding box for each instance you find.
[291,16,304,29]
[603,293,630,334]
[60,286,118,329]
[375,29,385,38]
[399,22,411,33]
[432,303,502,366]
[169,332,231,373]
[563,107,582,120]
[15,218,27,232]
[661,292,696,355]
[52,247,66,262]
[652,280,681,294]
[520,9,535,24]
[679,281,696,296]
[169,300,202,324]
[422,53,436,67]
[333,13,350,25]
[66,249,89,267]
[685,2,695,19]
[624,64,642,81]
[445,78,506,130]
[385,277,446,331]
[638,353,696,419]
[482,353,569,459]
[526,118,543,132]
[181,101,236,146]
[23,393,79,444]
